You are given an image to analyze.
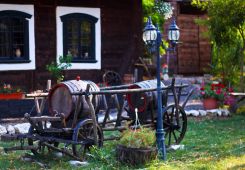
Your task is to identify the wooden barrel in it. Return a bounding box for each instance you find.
[48,80,101,120]
[126,80,165,113]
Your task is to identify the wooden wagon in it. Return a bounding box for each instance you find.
[2,78,193,161]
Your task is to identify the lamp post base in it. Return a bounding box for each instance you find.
[156,129,166,160]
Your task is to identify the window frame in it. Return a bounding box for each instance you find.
[61,13,98,63]
[0,10,31,63]
[0,4,35,71]
[56,7,101,70]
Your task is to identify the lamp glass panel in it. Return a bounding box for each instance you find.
[143,29,157,43]
[168,30,180,41]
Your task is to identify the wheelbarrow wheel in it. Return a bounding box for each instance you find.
[72,119,103,159]
[163,104,187,147]
[103,70,122,86]
[28,126,59,155]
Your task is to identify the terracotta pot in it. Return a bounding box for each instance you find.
[116,145,157,165]
[0,93,23,100]
[203,98,218,110]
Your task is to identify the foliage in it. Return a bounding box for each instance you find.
[0,84,22,94]
[143,0,173,29]
[118,127,156,148]
[209,42,241,86]
[199,81,233,105]
[192,0,245,91]
[46,55,72,82]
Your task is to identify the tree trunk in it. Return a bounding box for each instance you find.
[239,27,245,92]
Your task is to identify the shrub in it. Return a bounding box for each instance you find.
[118,127,156,149]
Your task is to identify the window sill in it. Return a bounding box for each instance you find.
[0,59,31,64]
[72,60,98,63]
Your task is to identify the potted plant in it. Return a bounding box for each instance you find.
[199,81,233,109]
[46,55,72,83]
[116,127,157,165]
[0,84,24,100]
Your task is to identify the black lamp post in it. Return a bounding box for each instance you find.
[143,17,180,160]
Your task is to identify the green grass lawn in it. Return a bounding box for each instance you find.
[0,114,245,170]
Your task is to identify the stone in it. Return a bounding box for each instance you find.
[207,109,219,115]
[53,152,63,158]
[186,110,199,117]
[68,160,89,167]
[185,110,192,116]
[221,109,230,116]
[14,123,30,134]
[169,144,185,150]
[208,109,222,116]
[199,110,207,116]
[7,125,15,134]
[0,125,7,135]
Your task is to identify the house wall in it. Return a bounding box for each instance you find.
[0,0,142,91]
[163,0,211,75]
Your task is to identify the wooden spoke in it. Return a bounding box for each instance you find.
[172,131,178,142]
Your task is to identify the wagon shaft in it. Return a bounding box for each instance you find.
[3,132,94,161]
[4,145,38,152]
[24,115,63,122]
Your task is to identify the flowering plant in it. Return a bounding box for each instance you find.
[0,84,23,94]
[200,82,233,105]
[154,1,174,20]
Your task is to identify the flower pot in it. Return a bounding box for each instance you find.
[116,145,157,165]
[203,98,218,110]
[0,93,24,100]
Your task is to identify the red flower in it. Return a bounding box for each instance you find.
[228,88,234,92]
[216,89,222,95]
[218,83,225,88]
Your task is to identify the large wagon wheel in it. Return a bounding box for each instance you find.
[27,126,59,155]
[163,104,187,147]
[72,119,103,159]
[103,70,122,86]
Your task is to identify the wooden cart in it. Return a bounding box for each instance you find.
[3,78,193,161]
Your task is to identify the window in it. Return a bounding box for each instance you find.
[57,7,101,70]
[179,2,206,15]
[61,13,98,63]
[0,10,31,63]
[0,4,35,71]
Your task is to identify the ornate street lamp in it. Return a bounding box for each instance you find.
[164,19,180,80]
[143,17,180,160]
[168,19,180,46]
[143,17,166,160]
[143,17,157,46]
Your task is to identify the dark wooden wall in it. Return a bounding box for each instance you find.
[177,15,211,75]
[164,0,211,75]
[0,0,142,91]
